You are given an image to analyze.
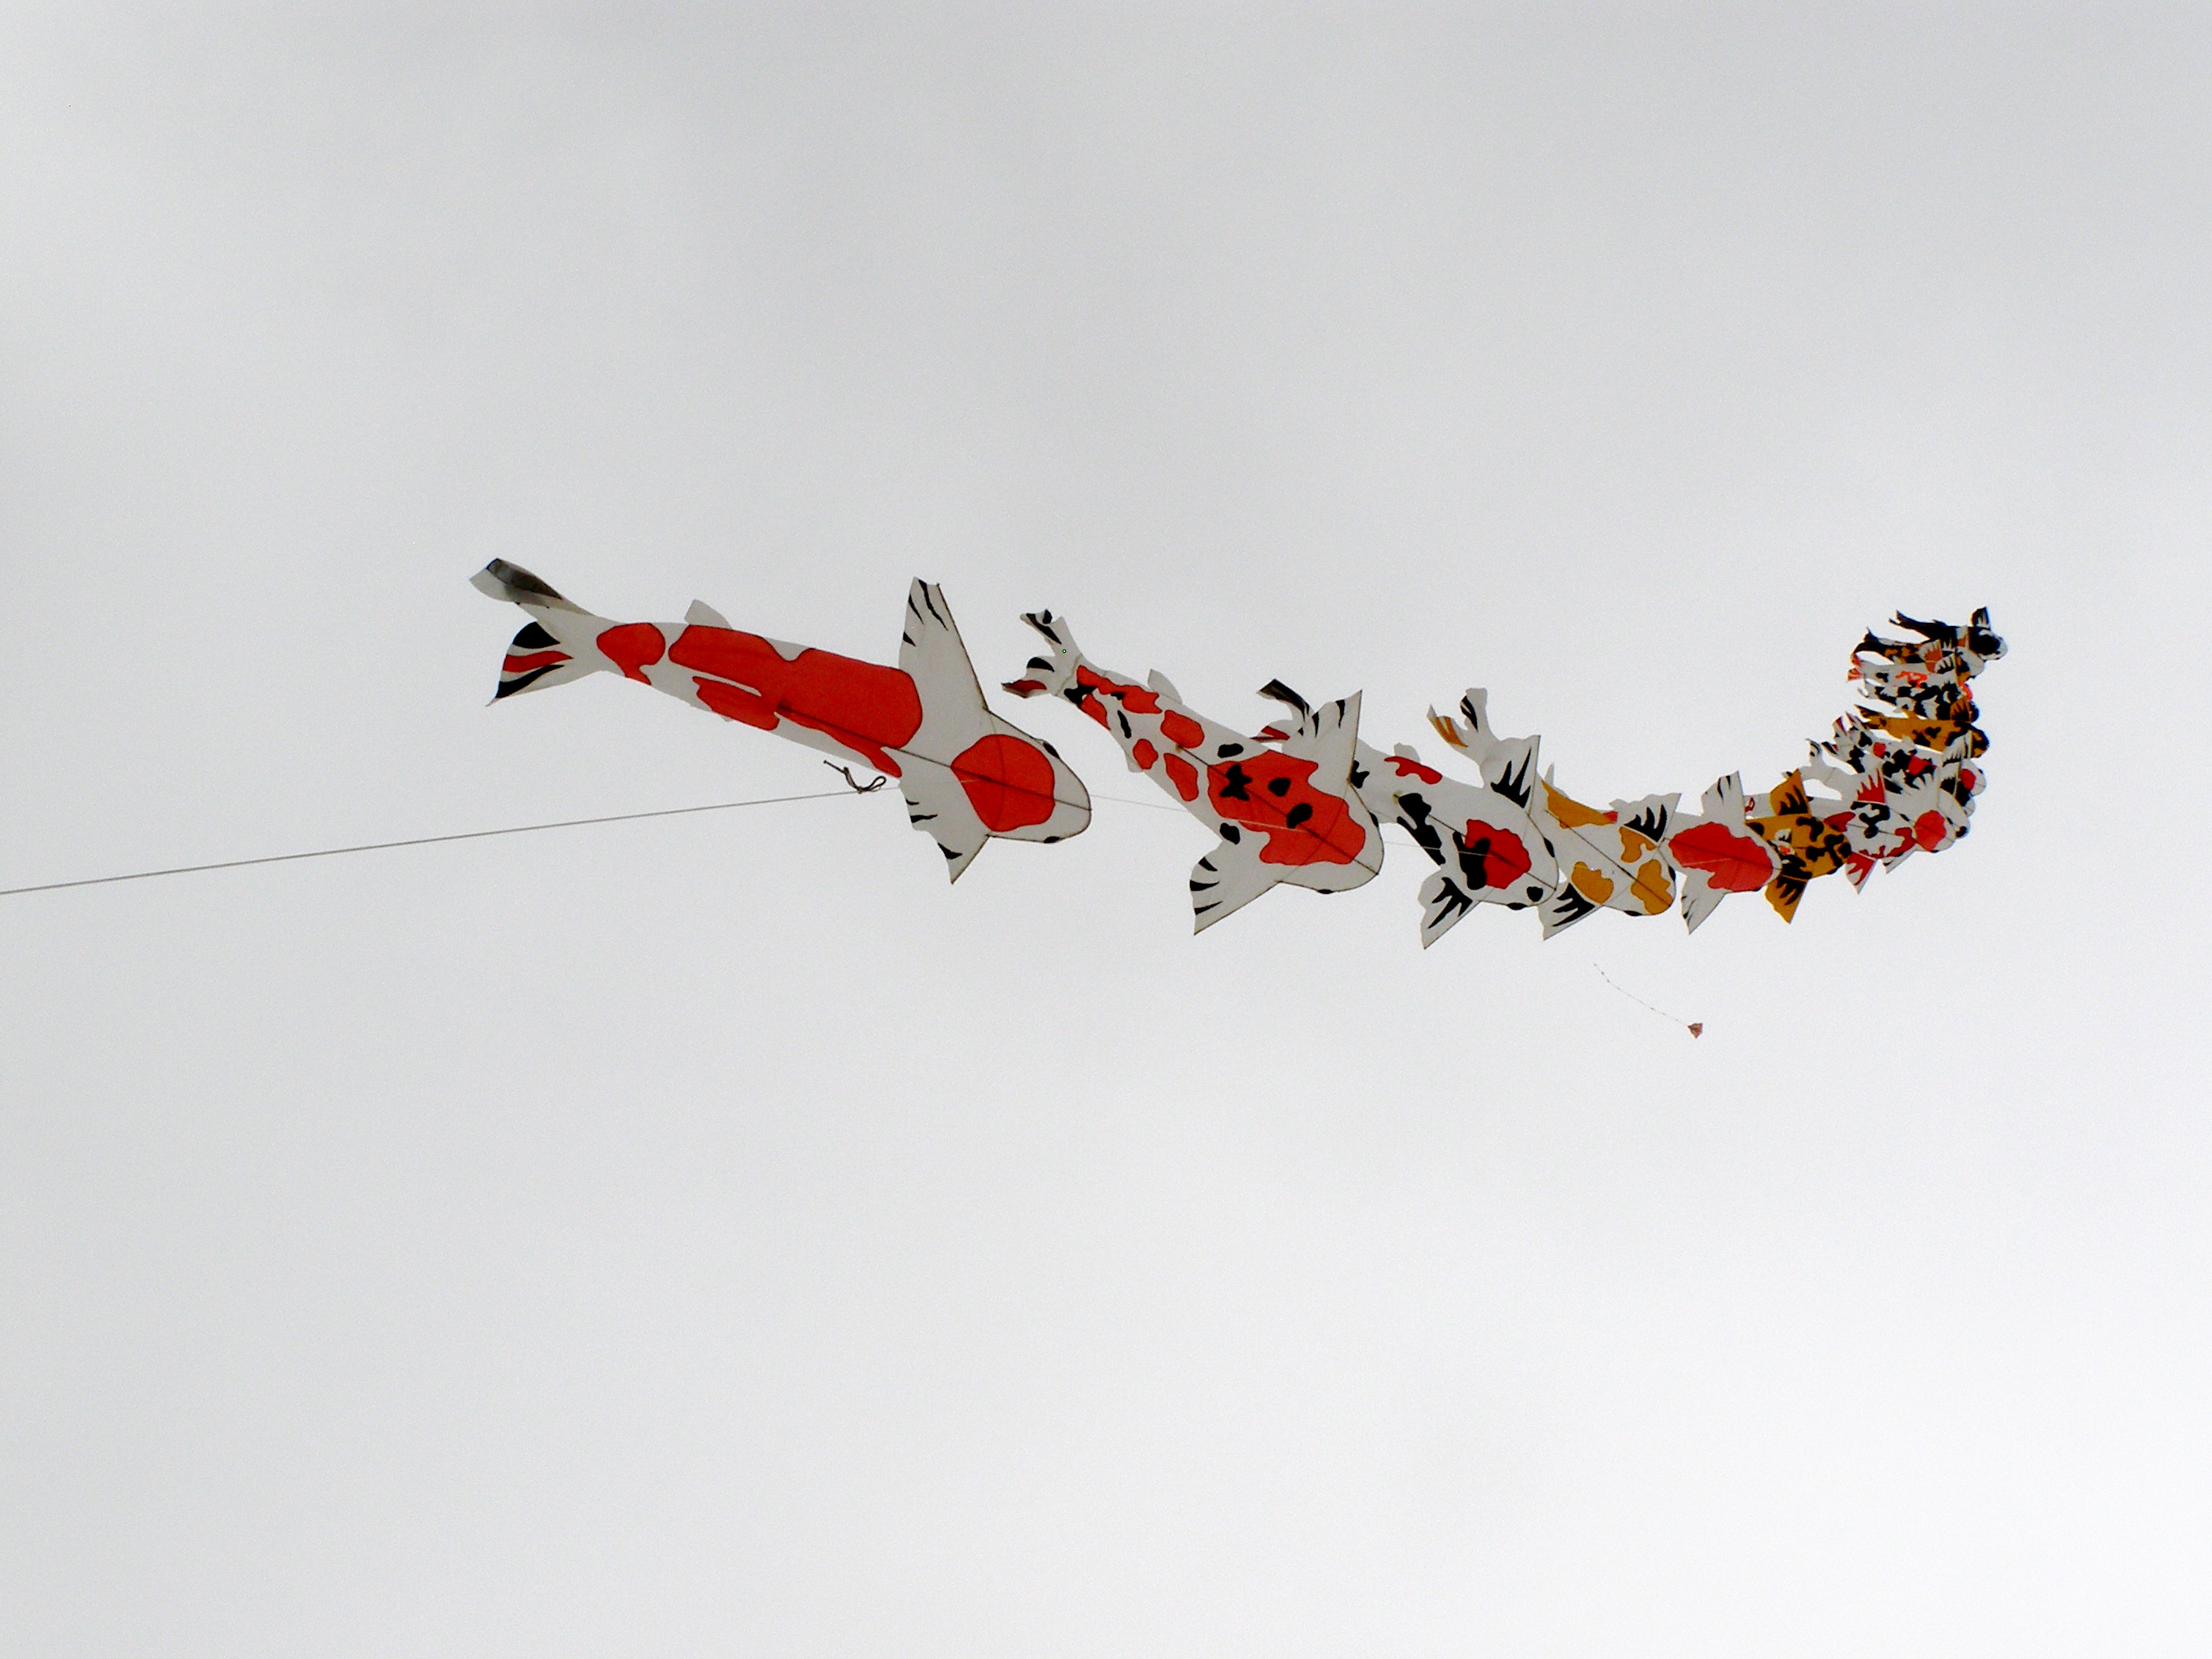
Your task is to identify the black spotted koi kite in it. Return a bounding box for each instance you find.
[474,563,2001,943]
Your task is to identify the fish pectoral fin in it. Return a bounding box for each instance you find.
[1188,842,1285,933]
[898,766,989,883]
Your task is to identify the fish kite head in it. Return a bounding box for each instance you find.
[1963,606,2005,668]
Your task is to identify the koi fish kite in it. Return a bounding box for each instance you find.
[470,560,1090,877]
[1002,612,1382,930]
[473,564,2000,943]
[1002,605,2002,942]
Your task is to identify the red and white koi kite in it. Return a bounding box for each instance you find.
[1002,612,1381,931]
[471,560,1090,878]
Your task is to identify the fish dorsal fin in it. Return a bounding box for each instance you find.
[899,580,988,716]
[685,599,731,628]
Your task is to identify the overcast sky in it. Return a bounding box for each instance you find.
[4,6,2209,1655]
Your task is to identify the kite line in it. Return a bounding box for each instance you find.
[1593,965,1704,1038]
[0,779,1188,901]
[0,788,862,899]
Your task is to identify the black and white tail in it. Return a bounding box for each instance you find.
[471,559,606,701]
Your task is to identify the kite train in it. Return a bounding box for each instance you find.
[474,562,2001,943]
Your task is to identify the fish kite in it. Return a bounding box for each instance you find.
[474,563,2000,943]
[471,560,1090,877]
[1002,611,1381,930]
[1002,604,2002,940]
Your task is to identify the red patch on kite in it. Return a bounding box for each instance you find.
[1162,753,1200,802]
[669,624,923,777]
[1076,664,1160,714]
[1387,756,1443,786]
[597,623,666,683]
[1159,710,1205,750]
[1132,739,1159,771]
[502,650,570,673]
[1669,822,1775,892]
[1255,726,1289,742]
[1459,820,1533,889]
[1913,811,1948,850]
[1002,678,1046,698]
[951,734,1058,832]
[1205,751,1364,867]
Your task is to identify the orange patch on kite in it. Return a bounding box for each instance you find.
[1076,664,1161,714]
[597,623,666,683]
[1159,710,1205,751]
[671,624,922,777]
[951,734,1058,832]
[1669,823,1774,892]
[1162,753,1200,801]
[1569,862,1615,904]
[1542,782,1617,829]
[1205,751,1366,868]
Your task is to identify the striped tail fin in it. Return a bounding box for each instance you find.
[472,560,606,701]
[493,619,593,699]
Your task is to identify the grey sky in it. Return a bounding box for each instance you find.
[4,7,2209,1655]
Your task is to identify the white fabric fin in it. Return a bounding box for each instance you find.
[1188,841,1284,933]
[898,767,989,883]
[900,580,986,711]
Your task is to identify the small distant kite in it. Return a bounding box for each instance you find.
[475,562,2001,943]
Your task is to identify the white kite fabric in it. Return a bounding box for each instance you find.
[476,563,2002,943]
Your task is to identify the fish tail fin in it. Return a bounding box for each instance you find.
[472,561,612,701]
[489,617,600,700]
[1002,609,1087,701]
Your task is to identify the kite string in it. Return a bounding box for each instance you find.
[1593,964,1703,1038]
[0,778,1199,901]
[0,789,866,899]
